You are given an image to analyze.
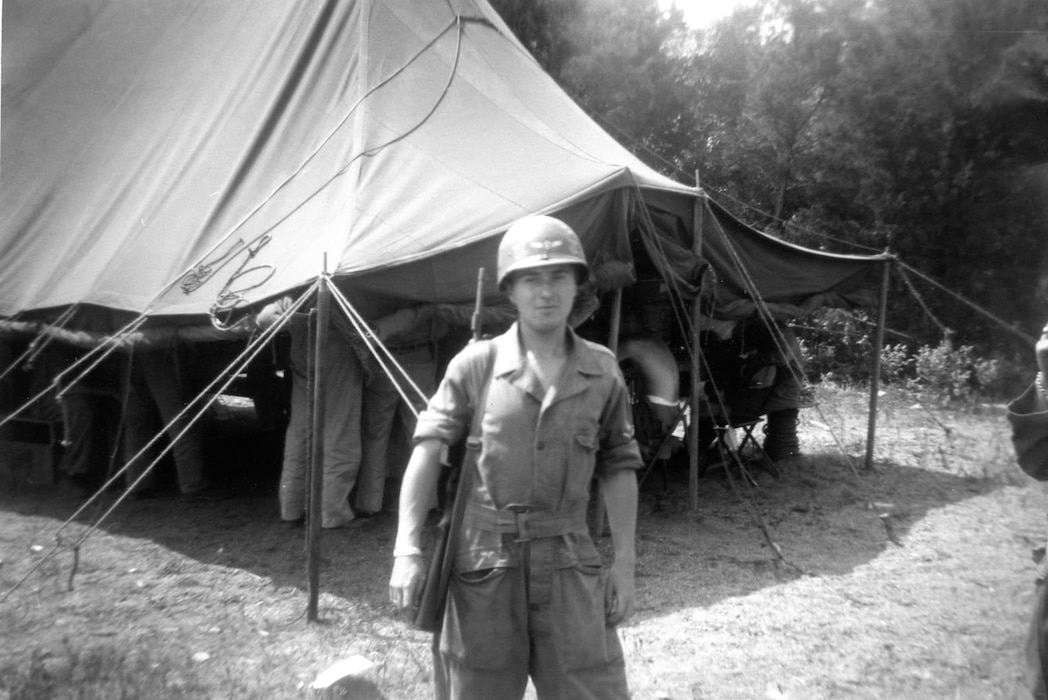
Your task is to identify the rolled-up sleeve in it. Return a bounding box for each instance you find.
[596,366,643,476]
[413,350,472,446]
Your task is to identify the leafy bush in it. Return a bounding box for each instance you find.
[909,340,993,403]
[794,309,878,384]
[795,309,1019,402]
[879,343,913,383]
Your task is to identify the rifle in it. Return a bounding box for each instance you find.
[413,268,488,633]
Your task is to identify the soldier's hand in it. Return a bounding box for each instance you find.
[604,560,636,626]
[388,554,425,615]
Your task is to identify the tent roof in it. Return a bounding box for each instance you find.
[1,0,887,334]
[1,0,693,325]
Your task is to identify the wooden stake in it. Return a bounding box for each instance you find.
[688,195,707,511]
[689,297,702,511]
[307,275,331,622]
[864,254,892,471]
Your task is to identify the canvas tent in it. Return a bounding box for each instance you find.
[0,0,888,334]
[1,0,896,511]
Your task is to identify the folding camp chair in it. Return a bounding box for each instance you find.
[696,393,778,481]
[717,415,778,478]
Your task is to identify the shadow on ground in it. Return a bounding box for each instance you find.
[627,448,1009,620]
[0,436,1007,626]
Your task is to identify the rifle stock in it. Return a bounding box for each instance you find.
[412,511,450,632]
[412,268,486,634]
[413,438,480,632]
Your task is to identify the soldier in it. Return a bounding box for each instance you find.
[389,215,641,699]
[1008,320,1048,699]
[257,297,363,527]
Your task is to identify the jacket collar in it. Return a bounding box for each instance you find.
[492,322,605,380]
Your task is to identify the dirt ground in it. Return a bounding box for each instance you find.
[0,384,1044,699]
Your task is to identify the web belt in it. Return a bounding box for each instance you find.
[465,501,588,542]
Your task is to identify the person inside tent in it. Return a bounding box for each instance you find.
[25,339,122,498]
[355,301,518,520]
[1007,320,1048,699]
[389,215,641,700]
[728,318,809,462]
[122,345,227,500]
[701,316,809,463]
[256,296,366,528]
[354,306,442,521]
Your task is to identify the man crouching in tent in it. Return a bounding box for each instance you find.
[1008,320,1048,699]
[389,215,641,700]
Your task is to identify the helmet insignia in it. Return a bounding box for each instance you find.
[527,238,564,260]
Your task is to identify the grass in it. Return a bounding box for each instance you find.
[0,380,1038,699]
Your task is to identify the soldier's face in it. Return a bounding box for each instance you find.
[507,265,577,335]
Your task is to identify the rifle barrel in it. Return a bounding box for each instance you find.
[471,267,485,342]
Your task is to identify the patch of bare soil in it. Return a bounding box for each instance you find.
[0,385,1043,699]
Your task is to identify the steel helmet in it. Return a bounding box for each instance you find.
[496,215,589,289]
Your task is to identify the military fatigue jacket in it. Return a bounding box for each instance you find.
[415,323,641,573]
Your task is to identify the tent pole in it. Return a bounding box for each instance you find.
[304,309,316,537]
[594,288,623,537]
[689,191,705,512]
[864,255,891,471]
[689,297,701,511]
[694,172,705,257]
[307,272,331,622]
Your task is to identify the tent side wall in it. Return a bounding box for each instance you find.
[637,190,889,320]
[341,188,638,309]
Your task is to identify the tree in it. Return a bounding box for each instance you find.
[685,0,878,246]
[690,0,1048,348]
[834,0,1048,347]
[493,0,696,177]
[487,0,583,79]
[559,0,697,175]
[492,0,1048,351]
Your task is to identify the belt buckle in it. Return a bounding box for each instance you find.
[505,503,536,542]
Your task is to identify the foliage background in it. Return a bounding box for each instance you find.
[490,0,1048,369]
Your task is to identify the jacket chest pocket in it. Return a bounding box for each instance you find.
[557,430,598,501]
